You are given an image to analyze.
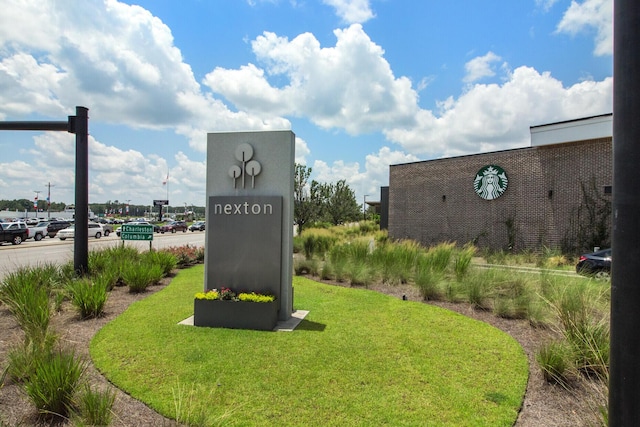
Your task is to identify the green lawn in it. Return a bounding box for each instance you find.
[90,266,528,426]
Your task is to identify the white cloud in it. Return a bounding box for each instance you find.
[0,1,614,208]
[463,52,503,83]
[535,0,560,12]
[385,66,613,158]
[556,0,613,56]
[313,146,419,202]
[205,24,419,135]
[322,0,375,24]
[0,0,289,138]
[295,136,311,164]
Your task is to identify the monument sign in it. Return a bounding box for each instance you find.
[200,130,295,326]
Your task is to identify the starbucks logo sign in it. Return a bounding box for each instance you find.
[473,165,508,200]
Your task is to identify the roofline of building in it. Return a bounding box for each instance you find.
[389,136,611,169]
[529,113,612,129]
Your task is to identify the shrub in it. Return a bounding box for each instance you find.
[162,245,202,268]
[238,292,276,303]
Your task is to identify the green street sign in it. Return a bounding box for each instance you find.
[120,224,154,241]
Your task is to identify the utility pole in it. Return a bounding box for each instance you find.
[45,182,55,219]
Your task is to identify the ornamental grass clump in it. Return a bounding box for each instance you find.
[74,384,116,426]
[536,340,573,386]
[425,242,455,273]
[121,261,164,293]
[0,266,52,343]
[141,250,178,277]
[454,244,476,280]
[300,228,337,260]
[414,257,443,301]
[23,348,87,420]
[65,277,108,319]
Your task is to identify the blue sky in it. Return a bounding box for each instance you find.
[0,0,612,208]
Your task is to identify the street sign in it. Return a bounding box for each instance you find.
[120,224,154,241]
[153,199,169,206]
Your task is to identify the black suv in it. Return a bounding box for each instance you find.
[47,220,71,238]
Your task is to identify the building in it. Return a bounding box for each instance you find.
[388,114,612,253]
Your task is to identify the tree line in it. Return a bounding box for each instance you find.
[0,199,205,218]
[294,163,362,233]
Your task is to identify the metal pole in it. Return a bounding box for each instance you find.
[610,1,640,424]
[73,107,89,275]
[363,194,369,221]
[46,182,55,220]
[33,190,41,219]
[0,106,90,275]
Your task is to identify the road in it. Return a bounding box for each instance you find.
[0,231,205,280]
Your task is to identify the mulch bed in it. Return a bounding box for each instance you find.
[0,275,604,426]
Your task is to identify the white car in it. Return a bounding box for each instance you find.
[58,222,104,240]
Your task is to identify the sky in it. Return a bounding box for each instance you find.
[0,0,612,210]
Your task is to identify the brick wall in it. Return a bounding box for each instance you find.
[388,138,612,253]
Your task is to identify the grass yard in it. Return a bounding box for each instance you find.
[90,265,528,426]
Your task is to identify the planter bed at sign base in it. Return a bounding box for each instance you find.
[193,299,278,331]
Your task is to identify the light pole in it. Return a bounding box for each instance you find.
[363,194,369,221]
[33,190,42,220]
[45,182,55,219]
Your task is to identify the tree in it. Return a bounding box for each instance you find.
[293,165,362,230]
[294,163,315,234]
[325,180,361,225]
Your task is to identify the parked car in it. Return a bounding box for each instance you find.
[100,222,114,236]
[27,221,50,241]
[58,222,104,240]
[576,248,611,278]
[189,221,205,232]
[160,220,188,233]
[46,220,72,238]
[116,221,159,237]
[0,221,29,245]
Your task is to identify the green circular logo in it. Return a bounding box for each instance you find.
[473,165,508,200]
